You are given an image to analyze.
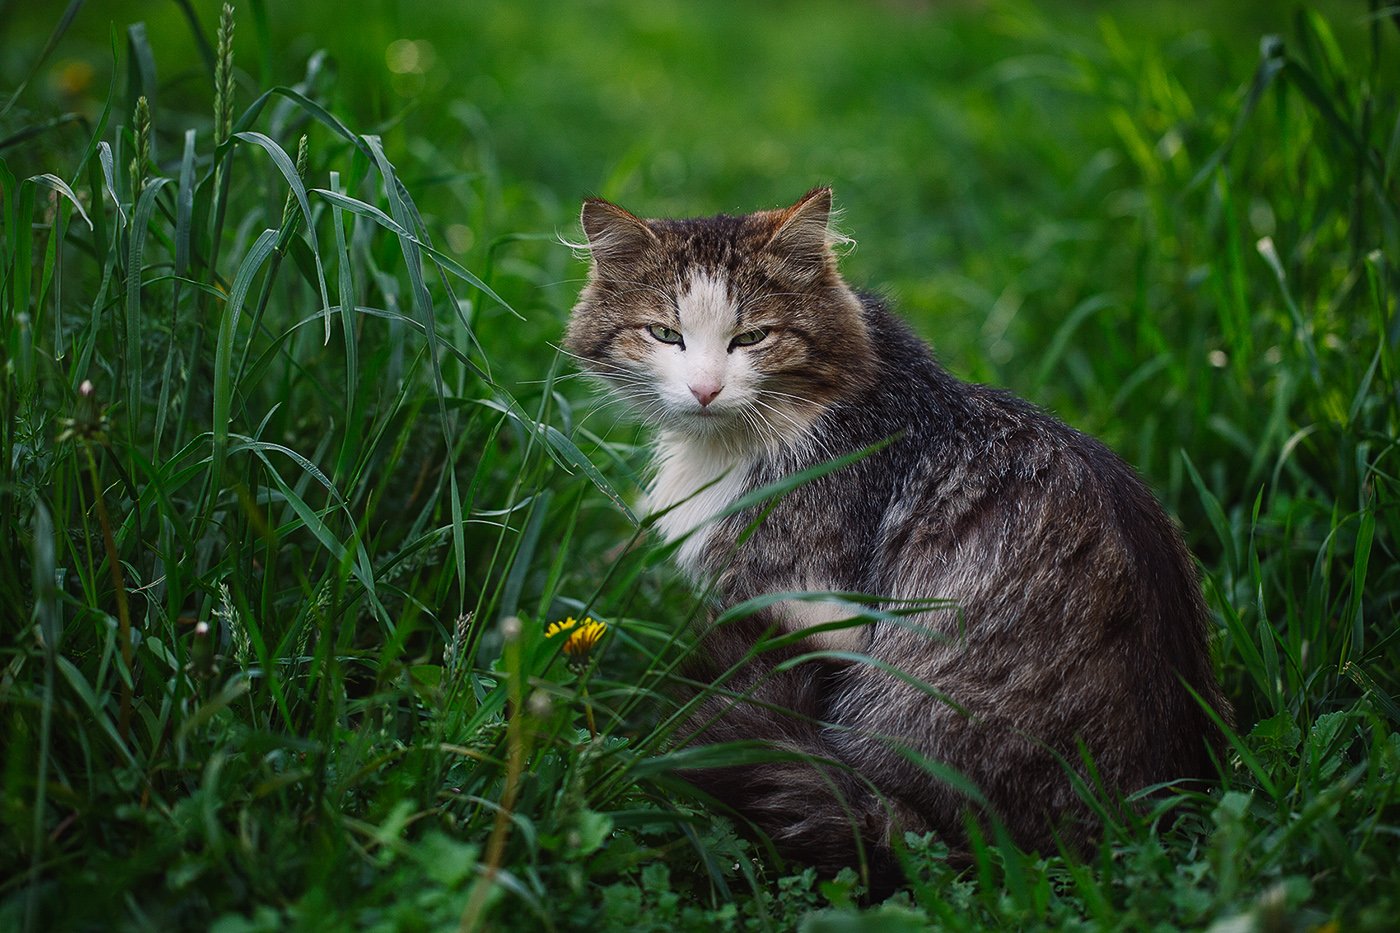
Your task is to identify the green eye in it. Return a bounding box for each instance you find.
[646,323,684,345]
[731,328,769,348]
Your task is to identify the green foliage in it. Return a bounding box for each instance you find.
[1,1,1397,930]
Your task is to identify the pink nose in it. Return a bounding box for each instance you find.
[690,383,723,407]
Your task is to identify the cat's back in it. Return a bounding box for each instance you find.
[844,297,1208,643]
[826,300,1227,806]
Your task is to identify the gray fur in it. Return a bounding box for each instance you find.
[566,189,1231,891]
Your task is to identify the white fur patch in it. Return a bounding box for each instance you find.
[677,270,735,336]
[652,270,742,414]
[772,596,869,653]
[649,433,752,577]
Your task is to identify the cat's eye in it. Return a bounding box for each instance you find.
[646,323,684,345]
[730,328,769,348]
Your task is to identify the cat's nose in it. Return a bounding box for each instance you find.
[690,382,723,407]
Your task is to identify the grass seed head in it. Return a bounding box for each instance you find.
[215,4,236,146]
[129,96,150,198]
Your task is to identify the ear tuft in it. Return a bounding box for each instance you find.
[580,198,656,266]
[765,187,836,276]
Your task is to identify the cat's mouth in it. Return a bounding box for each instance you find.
[679,407,723,425]
[672,405,737,433]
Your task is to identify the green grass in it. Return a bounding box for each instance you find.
[1,0,1397,929]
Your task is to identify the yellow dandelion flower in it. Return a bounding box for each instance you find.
[565,618,607,657]
[545,616,607,660]
[544,615,580,639]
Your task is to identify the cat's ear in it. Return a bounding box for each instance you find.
[581,198,657,267]
[763,187,836,279]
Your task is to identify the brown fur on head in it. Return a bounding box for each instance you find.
[565,189,875,447]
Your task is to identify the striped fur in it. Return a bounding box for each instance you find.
[565,188,1231,892]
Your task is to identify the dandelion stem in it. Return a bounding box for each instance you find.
[581,681,597,740]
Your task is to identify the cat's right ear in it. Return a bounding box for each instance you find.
[581,198,657,267]
[763,187,837,281]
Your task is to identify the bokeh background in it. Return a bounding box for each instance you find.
[4,0,1369,383]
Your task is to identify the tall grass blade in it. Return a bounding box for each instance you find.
[211,227,279,494]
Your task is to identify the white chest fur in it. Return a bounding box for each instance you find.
[648,435,751,578]
[648,435,870,653]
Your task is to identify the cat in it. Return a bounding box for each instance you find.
[564,187,1231,891]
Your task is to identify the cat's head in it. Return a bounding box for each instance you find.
[565,187,874,449]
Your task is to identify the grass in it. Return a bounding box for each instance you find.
[1,0,1397,929]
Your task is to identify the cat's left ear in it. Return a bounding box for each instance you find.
[764,187,835,279]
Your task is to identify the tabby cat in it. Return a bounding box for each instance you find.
[565,187,1229,889]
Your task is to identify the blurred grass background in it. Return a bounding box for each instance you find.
[4,0,1368,369]
[2,0,1375,474]
[1,0,1396,929]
